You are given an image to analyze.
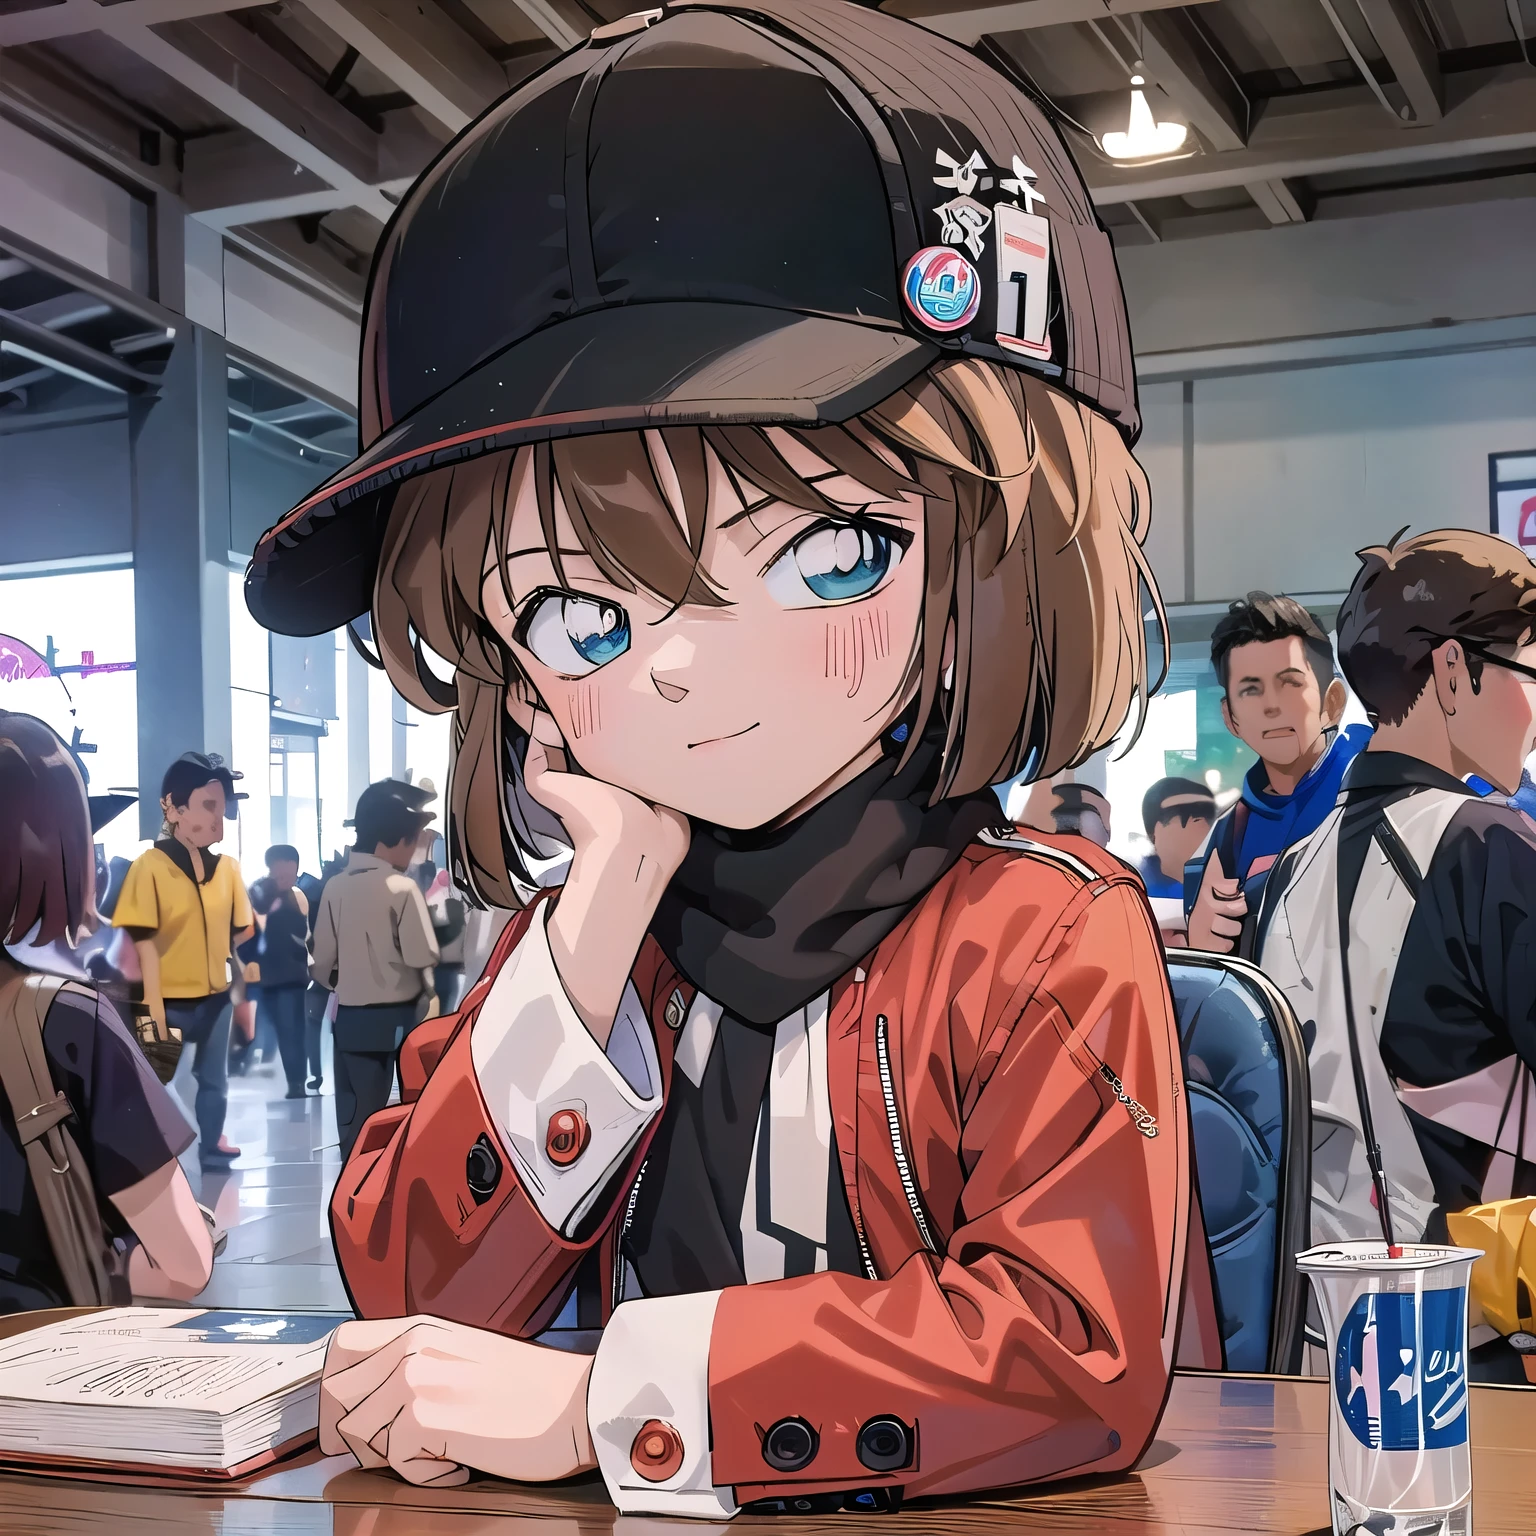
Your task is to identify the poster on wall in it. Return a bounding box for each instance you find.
[1490,450,1536,553]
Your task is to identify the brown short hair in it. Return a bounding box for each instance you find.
[1336,528,1536,726]
[0,711,97,946]
[372,361,1166,907]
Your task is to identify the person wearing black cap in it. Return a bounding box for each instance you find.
[112,752,253,1172]
[258,0,1206,1512]
[309,779,439,1159]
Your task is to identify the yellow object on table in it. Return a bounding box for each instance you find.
[1446,1196,1536,1338]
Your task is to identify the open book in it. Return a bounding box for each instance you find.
[0,1308,351,1478]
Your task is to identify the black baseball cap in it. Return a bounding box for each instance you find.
[247,0,1138,637]
[343,777,437,829]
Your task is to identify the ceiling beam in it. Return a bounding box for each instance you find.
[298,0,508,134]
[1245,178,1307,225]
[1353,0,1443,125]
[0,50,178,197]
[1136,9,1248,151]
[509,0,582,51]
[885,0,1220,46]
[182,132,336,224]
[1085,66,1536,204]
[0,224,181,333]
[166,14,381,174]
[219,221,368,310]
[0,310,160,393]
[109,18,396,220]
[0,0,262,49]
[184,126,416,224]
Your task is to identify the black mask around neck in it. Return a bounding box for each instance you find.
[649,726,1004,1026]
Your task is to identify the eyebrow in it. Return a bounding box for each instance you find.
[1238,666,1307,684]
[716,492,779,532]
[503,547,595,562]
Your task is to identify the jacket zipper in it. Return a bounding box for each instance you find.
[854,1218,878,1280]
[611,1158,647,1312]
[874,1014,938,1255]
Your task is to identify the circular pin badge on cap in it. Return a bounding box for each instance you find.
[902,246,981,333]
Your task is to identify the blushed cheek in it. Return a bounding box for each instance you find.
[823,606,894,698]
[562,682,604,741]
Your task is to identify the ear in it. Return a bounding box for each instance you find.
[1219,695,1237,738]
[160,793,177,818]
[1430,640,1460,718]
[1321,677,1348,729]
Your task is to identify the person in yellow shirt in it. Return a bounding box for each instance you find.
[113,753,255,1171]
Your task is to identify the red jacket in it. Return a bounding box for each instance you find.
[331,831,1215,1503]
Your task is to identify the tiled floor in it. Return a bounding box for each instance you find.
[173,1031,359,1314]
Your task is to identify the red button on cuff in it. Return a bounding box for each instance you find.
[631,1419,685,1481]
[545,1108,589,1167]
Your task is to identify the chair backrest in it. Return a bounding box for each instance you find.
[1166,952,1311,1374]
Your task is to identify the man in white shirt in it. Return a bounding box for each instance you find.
[311,780,439,1159]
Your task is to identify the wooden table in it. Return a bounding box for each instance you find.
[0,1369,1531,1536]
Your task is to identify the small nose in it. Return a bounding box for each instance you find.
[648,634,695,703]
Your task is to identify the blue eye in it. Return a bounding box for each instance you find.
[515,592,630,677]
[764,522,904,609]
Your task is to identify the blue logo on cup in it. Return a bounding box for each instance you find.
[902,246,981,333]
[1334,1289,1468,1451]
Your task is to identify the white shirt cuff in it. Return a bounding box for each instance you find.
[469,904,662,1238]
[588,1290,737,1518]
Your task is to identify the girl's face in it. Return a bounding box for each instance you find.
[482,431,926,829]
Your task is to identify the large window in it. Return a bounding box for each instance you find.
[0,565,141,867]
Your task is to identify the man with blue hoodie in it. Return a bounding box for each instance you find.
[1186,593,1371,956]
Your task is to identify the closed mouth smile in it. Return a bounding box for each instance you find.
[687,723,759,750]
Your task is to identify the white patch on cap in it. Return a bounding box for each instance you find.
[994,203,1052,362]
[933,197,991,261]
[933,148,988,196]
[1000,156,1047,215]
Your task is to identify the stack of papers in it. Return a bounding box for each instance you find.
[0,1308,352,1476]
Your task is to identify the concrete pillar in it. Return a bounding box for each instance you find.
[129,323,233,839]
[346,631,371,820]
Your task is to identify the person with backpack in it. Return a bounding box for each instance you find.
[0,711,213,1309]
[1256,529,1536,1382]
[1185,593,1371,957]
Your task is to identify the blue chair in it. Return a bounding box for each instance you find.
[1167,952,1311,1374]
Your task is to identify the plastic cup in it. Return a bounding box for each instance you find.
[1296,1241,1482,1536]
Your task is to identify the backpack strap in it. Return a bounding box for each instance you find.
[1371,815,1422,898]
[0,971,119,1306]
[1334,813,1401,1249]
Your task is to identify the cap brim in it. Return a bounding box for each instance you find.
[246,302,937,636]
